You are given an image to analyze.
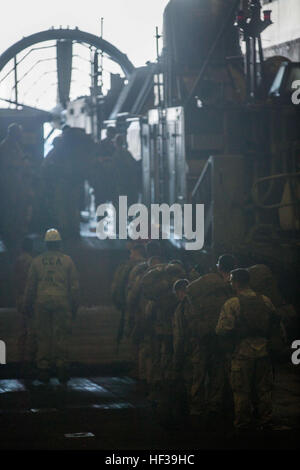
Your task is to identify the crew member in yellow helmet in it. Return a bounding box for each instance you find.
[23,228,80,383]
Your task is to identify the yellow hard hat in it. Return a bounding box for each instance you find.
[44,228,62,242]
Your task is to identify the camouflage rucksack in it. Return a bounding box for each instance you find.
[237,294,274,339]
[248,264,283,307]
[186,273,232,337]
[142,263,185,301]
[141,263,185,336]
[249,264,298,343]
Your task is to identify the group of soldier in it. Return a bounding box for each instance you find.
[11,224,298,433]
[112,241,296,433]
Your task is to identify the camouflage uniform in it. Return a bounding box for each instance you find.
[216,288,280,429]
[186,273,233,416]
[142,263,185,381]
[249,264,298,344]
[124,262,148,336]
[111,259,138,346]
[137,300,157,384]
[126,262,152,381]
[141,263,186,421]
[173,296,195,414]
[23,250,79,374]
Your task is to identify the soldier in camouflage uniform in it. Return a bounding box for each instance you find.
[126,260,149,338]
[216,268,282,431]
[111,244,146,348]
[112,244,147,311]
[186,254,236,423]
[120,241,163,383]
[23,229,80,383]
[172,279,193,420]
[141,261,186,423]
[249,264,298,345]
[125,252,163,382]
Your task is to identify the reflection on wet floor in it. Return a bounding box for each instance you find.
[67,378,111,394]
[64,432,95,439]
[0,379,26,393]
[0,376,147,413]
[29,408,58,414]
[91,402,134,410]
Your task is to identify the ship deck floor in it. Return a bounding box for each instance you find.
[0,363,299,451]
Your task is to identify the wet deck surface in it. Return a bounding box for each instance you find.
[0,364,300,450]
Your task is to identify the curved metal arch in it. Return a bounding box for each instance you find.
[0,28,135,78]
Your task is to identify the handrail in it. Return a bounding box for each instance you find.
[191,157,212,201]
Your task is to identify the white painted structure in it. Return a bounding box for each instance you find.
[262,0,300,60]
